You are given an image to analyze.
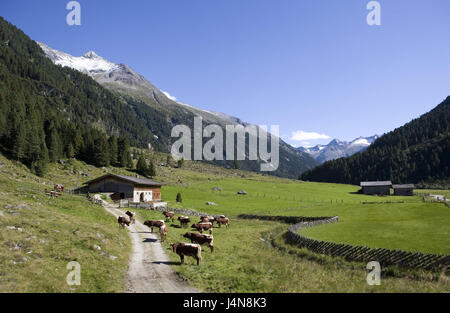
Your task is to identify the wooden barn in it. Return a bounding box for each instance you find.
[392,184,414,196]
[84,174,164,203]
[360,181,392,195]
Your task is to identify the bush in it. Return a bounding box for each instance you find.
[176,192,182,203]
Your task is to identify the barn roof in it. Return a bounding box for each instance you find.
[84,173,165,187]
[392,184,415,189]
[360,181,392,187]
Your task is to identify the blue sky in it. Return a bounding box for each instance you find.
[1,0,449,147]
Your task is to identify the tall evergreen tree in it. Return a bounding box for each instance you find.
[136,155,148,177]
[108,136,118,166]
[118,137,132,168]
[147,159,156,177]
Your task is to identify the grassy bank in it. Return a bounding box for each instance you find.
[0,155,131,292]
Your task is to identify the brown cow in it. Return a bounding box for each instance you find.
[183,232,214,252]
[171,243,202,265]
[159,224,168,242]
[200,215,215,224]
[143,220,165,233]
[191,222,213,234]
[162,211,175,222]
[118,216,130,229]
[54,184,64,192]
[178,216,191,228]
[125,211,136,224]
[215,216,230,228]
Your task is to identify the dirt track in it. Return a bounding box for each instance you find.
[102,201,200,293]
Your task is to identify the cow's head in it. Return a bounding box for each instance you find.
[170,243,178,252]
[183,233,191,239]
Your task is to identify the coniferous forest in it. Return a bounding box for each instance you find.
[0,17,174,176]
[0,16,318,179]
[300,97,450,187]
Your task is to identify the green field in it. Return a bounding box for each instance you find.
[134,208,449,292]
[158,178,450,254]
[1,150,449,292]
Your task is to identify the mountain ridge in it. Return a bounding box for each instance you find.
[298,135,379,163]
[31,36,318,178]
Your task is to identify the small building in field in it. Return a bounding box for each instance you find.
[392,184,414,196]
[360,181,392,195]
[84,174,164,203]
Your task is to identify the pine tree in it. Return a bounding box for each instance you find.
[92,135,110,167]
[176,192,182,203]
[118,137,132,168]
[147,159,156,177]
[108,136,118,166]
[136,155,148,177]
[34,135,49,177]
[47,124,62,162]
[66,143,75,159]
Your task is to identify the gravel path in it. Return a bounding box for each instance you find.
[102,201,200,293]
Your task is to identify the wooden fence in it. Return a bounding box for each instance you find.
[238,214,449,272]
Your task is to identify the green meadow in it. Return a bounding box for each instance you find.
[159,178,450,254]
[134,208,449,292]
[1,150,449,292]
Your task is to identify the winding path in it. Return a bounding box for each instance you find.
[102,201,199,293]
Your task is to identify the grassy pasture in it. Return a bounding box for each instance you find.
[134,209,449,292]
[0,155,131,292]
[1,149,449,292]
[158,178,449,254]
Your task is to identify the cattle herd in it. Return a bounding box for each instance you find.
[117,210,230,265]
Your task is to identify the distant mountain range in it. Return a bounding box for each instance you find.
[34,40,318,178]
[300,97,450,185]
[297,136,379,163]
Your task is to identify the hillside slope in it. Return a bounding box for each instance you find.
[0,153,131,292]
[37,40,318,178]
[300,97,450,185]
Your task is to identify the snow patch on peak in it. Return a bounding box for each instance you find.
[350,138,370,146]
[83,51,100,59]
[37,42,118,75]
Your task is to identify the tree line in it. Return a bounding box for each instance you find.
[300,97,450,186]
[0,17,159,176]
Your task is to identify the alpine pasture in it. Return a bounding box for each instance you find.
[1,151,449,292]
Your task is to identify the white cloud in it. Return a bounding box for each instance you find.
[161,90,177,102]
[290,130,331,141]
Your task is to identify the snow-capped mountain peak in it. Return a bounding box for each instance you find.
[37,42,118,75]
[82,51,100,59]
[350,135,379,146]
[298,135,379,163]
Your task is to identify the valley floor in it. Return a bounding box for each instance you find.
[0,152,448,292]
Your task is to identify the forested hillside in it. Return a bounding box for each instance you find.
[0,17,183,175]
[300,97,450,186]
[0,17,317,178]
